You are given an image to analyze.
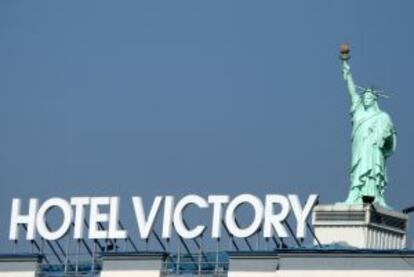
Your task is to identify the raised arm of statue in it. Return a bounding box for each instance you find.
[342,61,359,105]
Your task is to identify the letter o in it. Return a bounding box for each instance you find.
[225,194,264,238]
[36,198,73,240]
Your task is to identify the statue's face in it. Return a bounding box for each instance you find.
[363,91,376,108]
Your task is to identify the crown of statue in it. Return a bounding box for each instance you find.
[356,85,390,99]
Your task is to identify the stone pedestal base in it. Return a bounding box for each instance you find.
[228,250,414,277]
[312,204,408,249]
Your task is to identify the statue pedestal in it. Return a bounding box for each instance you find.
[312,204,409,249]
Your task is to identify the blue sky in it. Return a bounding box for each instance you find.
[1,1,414,249]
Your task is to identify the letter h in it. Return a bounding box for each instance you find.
[9,199,38,240]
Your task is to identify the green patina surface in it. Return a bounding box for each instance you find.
[341,59,396,207]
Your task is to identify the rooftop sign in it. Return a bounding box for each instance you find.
[9,194,318,241]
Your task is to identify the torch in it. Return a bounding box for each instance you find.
[339,43,351,61]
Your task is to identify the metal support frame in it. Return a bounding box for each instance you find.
[21,223,64,264]
[44,221,72,264]
[182,218,210,265]
[307,221,322,248]
[283,220,302,247]
[234,217,254,251]
[177,235,197,267]
[118,220,139,252]
[151,230,167,251]
[221,220,240,251]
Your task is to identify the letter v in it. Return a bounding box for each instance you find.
[132,196,163,239]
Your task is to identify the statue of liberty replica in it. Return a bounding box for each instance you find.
[339,44,397,207]
[312,50,406,249]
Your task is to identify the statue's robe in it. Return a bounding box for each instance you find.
[348,97,396,205]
